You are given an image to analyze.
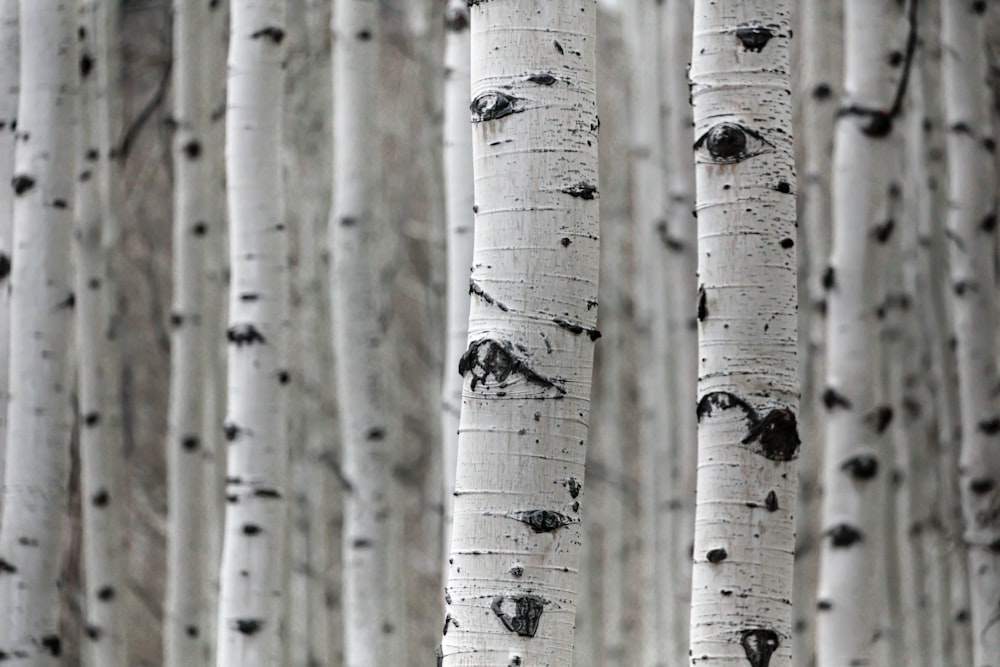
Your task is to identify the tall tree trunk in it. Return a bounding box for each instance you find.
[440,2,600,665]
[941,0,1000,662]
[76,1,126,665]
[331,1,405,664]
[0,2,77,663]
[165,1,212,663]
[215,1,289,664]
[0,0,16,508]
[688,1,798,665]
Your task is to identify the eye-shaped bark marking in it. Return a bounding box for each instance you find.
[841,454,879,480]
[826,523,863,548]
[741,408,800,462]
[740,628,779,667]
[491,595,547,637]
[706,548,728,563]
[560,181,598,200]
[513,509,573,533]
[734,26,774,52]
[526,72,557,86]
[694,122,774,164]
[471,91,521,122]
[459,338,566,396]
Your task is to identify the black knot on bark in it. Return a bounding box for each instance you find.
[470,91,520,122]
[527,72,557,86]
[827,523,863,548]
[11,174,35,195]
[706,548,728,563]
[765,490,779,512]
[865,405,894,433]
[740,628,779,667]
[734,26,774,52]
[40,635,61,656]
[842,454,879,480]
[515,509,572,533]
[491,595,546,638]
[704,123,746,161]
[227,323,267,346]
[91,489,109,507]
[970,478,996,495]
[250,27,285,44]
[741,408,800,461]
[560,181,598,200]
[233,618,263,635]
[978,418,1000,435]
[821,387,852,410]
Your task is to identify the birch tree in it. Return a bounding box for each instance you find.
[816,2,910,663]
[0,1,77,662]
[215,1,289,664]
[440,2,600,664]
[688,1,798,665]
[165,0,213,663]
[941,0,1000,662]
[0,0,16,502]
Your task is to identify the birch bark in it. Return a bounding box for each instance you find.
[0,1,76,663]
[941,1,1000,663]
[215,1,289,664]
[440,2,600,665]
[688,1,798,665]
[0,0,16,505]
[165,0,212,663]
[76,2,126,665]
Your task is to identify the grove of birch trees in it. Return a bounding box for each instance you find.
[0,1,997,666]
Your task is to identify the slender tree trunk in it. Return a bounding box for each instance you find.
[0,2,77,663]
[165,1,212,663]
[688,1,798,665]
[941,0,1000,662]
[215,1,289,664]
[331,1,405,665]
[75,2,126,665]
[440,2,600,664]
[0,0,16,508]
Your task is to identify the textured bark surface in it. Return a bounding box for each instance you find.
[215,1,289,664]
[941,1,1000,663]
[0,2,76,663]
[0,0,15,508]
[688,1,798,665]
[440,2,600,665]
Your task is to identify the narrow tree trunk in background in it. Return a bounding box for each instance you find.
[216,1,289,664]
[0,2,76,662]
[76,2,126,665]
[688,1,798,665]
[441,2,600,664]
[331,1,405,665]
[440,0,473,593]
[165,1,211,663]
[941,1,1000,662]
[0,0,16,506]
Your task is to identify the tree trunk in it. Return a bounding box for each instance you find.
[0,1,77,663]
[440,2,600,665]
[688,1,798,665]
[941,0,1000,662]
[0,0,16,510]
[215,1,289,664]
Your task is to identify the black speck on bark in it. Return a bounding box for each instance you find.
[84,412,100,427]
[355,29,372,41]
[233,619,263,635]
[353,538,372,549]
[223,422,241,441]
[981,213,997,232]
[780,238,794,249]
[97,586,115,601]
[776,181,791,194]
[85,624,102,640]
[510,565,524,578]
[765,491,779,512]
[553,40,564,54]
[734,26,774,52]
[567,477,581,498]
[192,221,208,236]
[253,488,282,499]
[91,489,109,507]
[250,27,285,44]
[560,181,598,200]
[183,140,202,159]
[0,558,16,574]
[527,72,557,86]
[470,91,520,122]
[813,83,832,99]
[970,478,996,494]
[827,523,863,547]
[973,0,987,14]
[842,455,879,480]
[491,595,547,637]
[865,405,893,433]
[978,418,1000,435]
[741,628,779,667]
[40,635,61,657]
[873,219,895,243]
[11,175,35,195]
[560,237,572,247]
[240,522,261,535]
[277,370,290,384]
[227,323,267,346]
[706,548,728,563]
[515,509,572,533]
[888,50,904,67]
[52,199,67,209]
[80,53,95,78]
[552,317,601,341]
[821,266,835,290]
[0,253,10,281]
[741,408,800,462]
[459,338,566,395]
[58,292,75,309]
[240,291,260,302]
[697,285,708,320]
[822,387,852,410]
[817,599,833,610]
[366,427,385,441]
[181,435,200,452]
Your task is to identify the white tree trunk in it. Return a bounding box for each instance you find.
[941,0,1000,663]
[440,0,473,593]
[165,1,212,663]
[215,1,289,664]
[688,1,798,665]
[0,1,76,663]
[0,0,16,508]
[440,2,600,665]
[330,1,405,665]
[75,2,126,665]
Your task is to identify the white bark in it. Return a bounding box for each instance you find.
[440,2,600,665]
[0,0,16,505]
[75,2,125,665]
[0,1,76,663]
[165,1,212,663]
[688,1,798,665]
[215,1,288,664]
[941,1,1000,663]
[331,1,405,665]
[441,0,473,593]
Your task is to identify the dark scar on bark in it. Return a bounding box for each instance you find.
[826,523,863,547]
[552,317,601,341]
[697,285,708,321]
[741,628,780,667]
[233,619,263,635]
[979,418,1000,435]
[513,509,572,533]
[873,219,895,243]
[765,490,779,512]
[491,595,547,637]
[821,266,835,290]
[865,405,893,433]
[470,91,520,122]
[560,181,598,200]
[469,279,510,312]
[250,27,285,44]
[567,477,581,498]
[459,338,566,395]
[841,454,879,480]
[227,323,267,346]
[0,558,16,573]
[734,26,774,52]
[706,548,728,563]
[741,408,800,461]
[821,387,852,410]
[442,613,458,636]
[526,72,557,86]
[40,635,61,656]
